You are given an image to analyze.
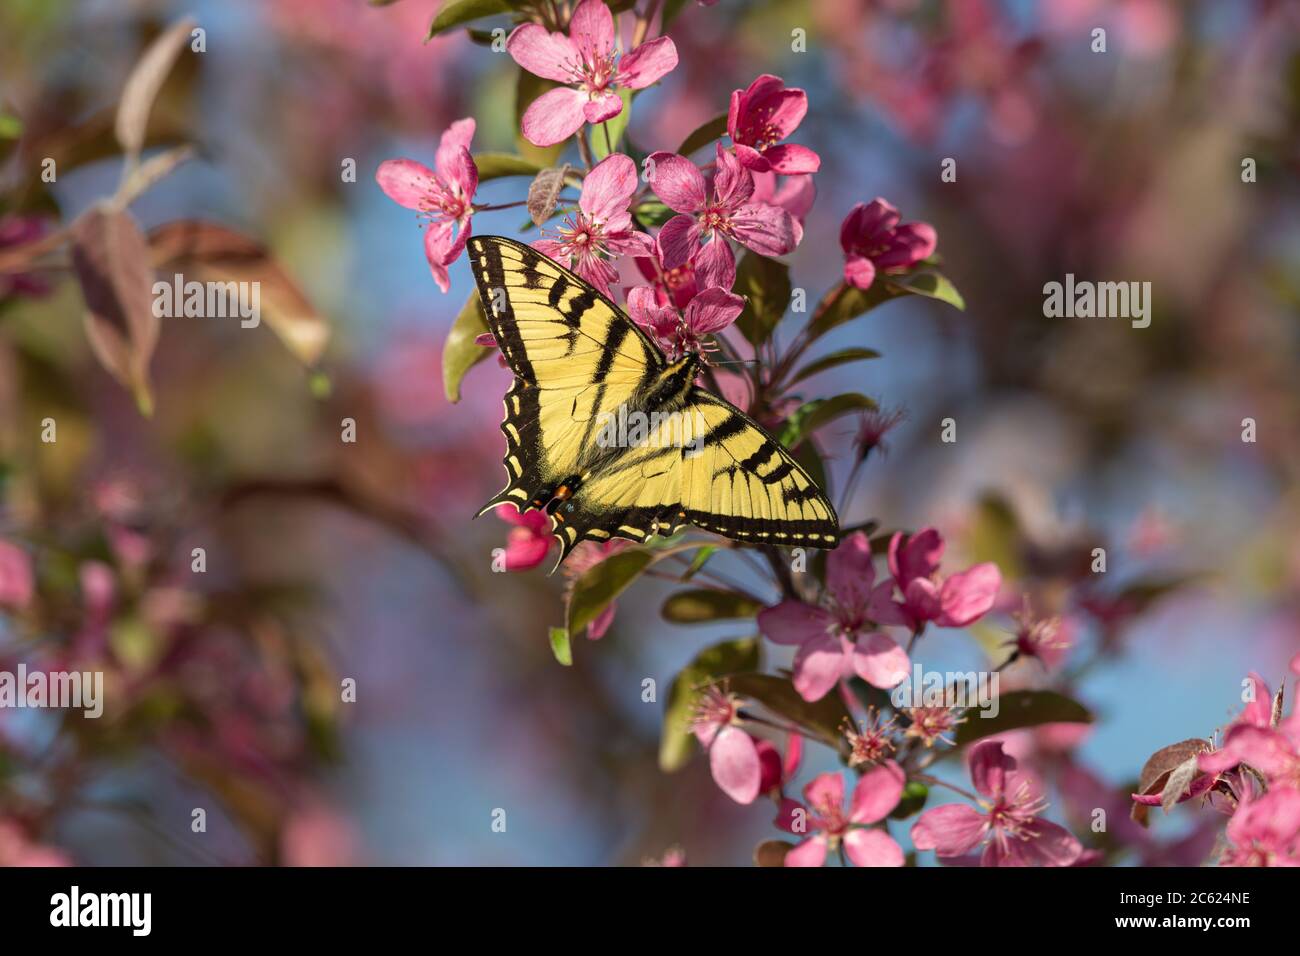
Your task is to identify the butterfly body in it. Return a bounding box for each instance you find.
[467,235,839,568]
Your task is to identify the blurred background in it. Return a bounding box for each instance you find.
[0,0,1297,865]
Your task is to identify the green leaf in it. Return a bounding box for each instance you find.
[726,672,852,747]
[676,114,728,156]
[473,152,545,181]
[661,588,762,624]
[733,252,791,346]
[426,0,512,40]
[593,88,634,160]
[633,199,674,227]
[565,548,655,638]
[779,393,877,448]
[516,72,565,167]
[806,282,901,339]
[442,292,491,402]
[659,637,761,772]
[788,347,881,386]
[953,690,1093,747]
[548,626,573,666]
[891,271,965,310]
[681,546,718,581]
[889,780,929,820]
[791,439,827,495]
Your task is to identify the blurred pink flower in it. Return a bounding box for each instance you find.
[281,804,360,867]
[727,74,821,174]
[758,531,910,701]
[839,199,937,291]
[691,684,762,804]
[902,705,966,748]
[0,540,33,610]
[497,505,553,571]
[911,740,1082,866]
[0,216,53,299]
[1218,787,1300,867]
[1005,601,1072,669]
[376,118,478,292]
[0,821,71,866]
[750,171,814,245]
[756,732,802,796]
[534,153,654,295]
[648,144,798,288]
[784,763,906,867]
[874,527,1001,631]
[855,406,905,459]
[508,0,678,146]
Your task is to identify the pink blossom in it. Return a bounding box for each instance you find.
[0,820,71,866]
[839,198,937,292]
[757,733,802,796]
[911,740,1083,867]
[533,153,654,295]
[902,706,966,748]
[690,684,762,804]
[845,709,898,767]
[874,527,1001,631]
[757,531,910,702]
[633,242,700,310]
[626,284,744,359]
[375,118,477,292]
[1218,787,1300,867]
[647,143,798,288]
[855,406,905,459]
[784,763,906,867]
[728,74,821,174]
[508,0,678,146]
[496,504,553,571]
[1198,672,1299,787]
[1005,601,1072,669]
[281,804,361,867]
[0,539,34,610]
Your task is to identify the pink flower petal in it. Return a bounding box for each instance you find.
[646,152,707,213]
[709,725,762,804]
[505,528,552,571]
[851,632,910,689]
[849,759,905,824]
[691,236,735,292]
[684,286,744,335]
[986,819,1082,867]
[802,771,844,812]
[580,153,638,222]
[655,213,701,270]
[844,828,904,867]
[1219,725,1297,780]
[375,158,438,210]
[587,602,616,639]
[435,118,476,179]
[0,540,34,609]
[439,146,478,205]
[840,199,900,252]
[968,740,1013,800]
[843,254,876,290]
[762,142,821,175]
[889,527,944,585]
[729,202,796,257]
[733,143,769,172]
[506,24,582,83]
[911,803,987,856]
[827,531,876,613]
[521,86,590,147]
[936,562,1002,627]
[712,143,754,207]
[792,632,848,701]
[569,0,614,65]
[784,834,828,867]
[583,91,624,125]
[617,35,678,89]
[876,221,936,269]
[757,599,834,646]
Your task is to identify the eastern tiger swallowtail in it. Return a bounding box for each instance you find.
[467,235,839,569]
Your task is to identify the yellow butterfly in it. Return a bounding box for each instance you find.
[468,235,839,568]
